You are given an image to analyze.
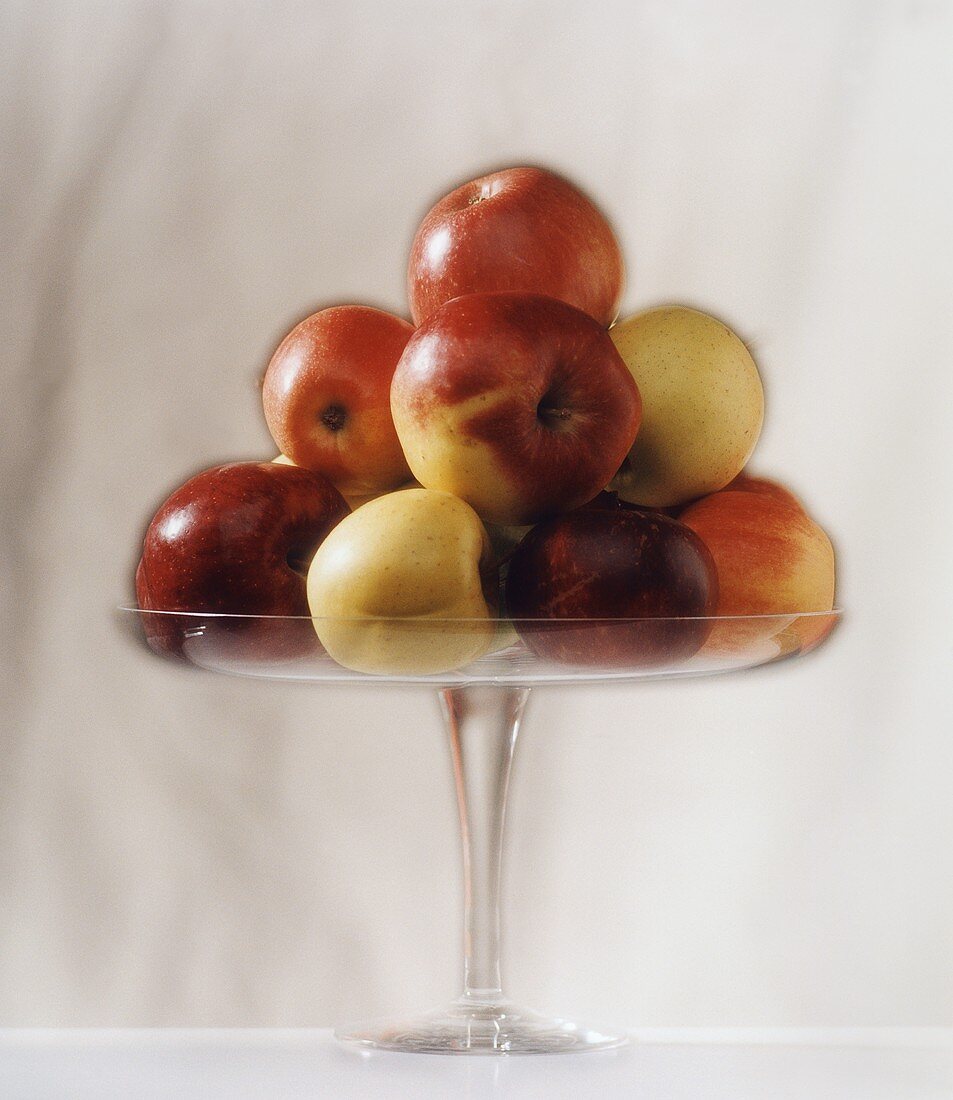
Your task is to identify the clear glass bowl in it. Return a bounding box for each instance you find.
[122,608,839,684]
[121,607,841,1053]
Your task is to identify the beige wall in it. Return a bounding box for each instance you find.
[2,0,952,1025]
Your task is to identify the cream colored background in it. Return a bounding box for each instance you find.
[2,0,952,1026]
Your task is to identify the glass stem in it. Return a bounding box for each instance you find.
[440,684,530,1006]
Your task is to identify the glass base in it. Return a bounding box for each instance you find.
[335,998,629,1055]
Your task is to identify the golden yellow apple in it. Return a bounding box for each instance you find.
[307,488,497,674]
[609,307,764,507]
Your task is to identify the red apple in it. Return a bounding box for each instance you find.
[262,305,414,497]
[680,486,836,656]
[390,292,642,526]
[504,507,718,667]
[407,167,625,327]
[135,462,349,659]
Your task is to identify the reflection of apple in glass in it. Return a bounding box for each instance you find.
[307,488,497,675]
[407,167,625,327]
[391,292,642,526]
[136,462,349,658]
[505,507,718,666]
[262,305,414,498]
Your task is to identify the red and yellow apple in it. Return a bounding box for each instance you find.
[262,305,414,498]
[680,485,836,656]
[609,307,764,508]
[307,488,498,674]
[136,462,350,658]
[391,292,642,526]
[407,166,625,327]
[504,506,718,666]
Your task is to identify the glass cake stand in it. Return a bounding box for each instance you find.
[121,607,840,1054]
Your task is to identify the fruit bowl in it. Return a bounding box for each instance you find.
[121,606,840,1054]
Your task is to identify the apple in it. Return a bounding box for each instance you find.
[609,307,764,508]
[136,462,349,659]
[390,292,642,526]
[407,166,625,327]
[307,488,497,674]
[262,305,414,498]
[680,486,836,655]
[504,506,718,667]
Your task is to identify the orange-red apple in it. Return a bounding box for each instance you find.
[262,305,414,498]
[407,167,625,327]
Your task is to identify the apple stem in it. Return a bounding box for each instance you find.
[537,404,573,424]
[441,684,530,1004]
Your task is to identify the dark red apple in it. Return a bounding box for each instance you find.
[407,167,625,327]
[135,462,349,659]
[390,292,642,526]
[504,507,718,667]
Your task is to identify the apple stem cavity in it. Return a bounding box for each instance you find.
[321,404,347,432]
[467,181,498,206]
[286,547,313,577]
[537,402,573,427]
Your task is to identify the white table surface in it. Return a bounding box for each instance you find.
[1,1029,951,1099]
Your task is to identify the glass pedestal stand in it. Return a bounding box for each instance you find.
[123,607,840,1056]
[337,685,627,1054]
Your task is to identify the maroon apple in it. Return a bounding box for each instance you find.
[504,507,718,667]
[407,166,625,327]
[135,462,349,660]
[390,292,642,526]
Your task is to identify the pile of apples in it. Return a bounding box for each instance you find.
[136,167,836,674]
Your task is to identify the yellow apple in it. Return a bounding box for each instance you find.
[609,307,764,508]
[307,488,497,674]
